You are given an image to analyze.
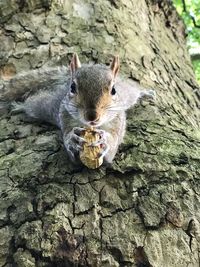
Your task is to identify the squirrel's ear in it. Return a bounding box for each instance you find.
[110,56,120,78]
[70,53,81,77]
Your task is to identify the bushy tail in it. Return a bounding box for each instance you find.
[10,101,26,114]
[0,66,69,102]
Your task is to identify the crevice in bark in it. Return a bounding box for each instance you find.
[0,0,200,266]
[134,246,153,267]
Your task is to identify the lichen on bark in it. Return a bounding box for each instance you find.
[0,0,200,266]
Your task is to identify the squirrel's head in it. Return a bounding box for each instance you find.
[65,53,121,127]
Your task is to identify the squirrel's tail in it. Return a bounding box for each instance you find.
[0,66,69,102]
[10,101,26,114]
[0,66,70,120]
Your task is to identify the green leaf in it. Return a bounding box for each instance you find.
[173,0,200,83]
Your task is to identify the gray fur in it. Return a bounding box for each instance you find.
[13,85,69,126]
[1,63,155,165]
[0,66,69,101]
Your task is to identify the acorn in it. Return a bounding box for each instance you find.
[80,127,103,169]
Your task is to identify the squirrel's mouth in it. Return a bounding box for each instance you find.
[80,112,104,127]
[89,121,98,126]
[83,114,102,127]
[82,119,103,127]
[86,121,101,127]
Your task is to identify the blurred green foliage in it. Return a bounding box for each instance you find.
[173,0,200,83]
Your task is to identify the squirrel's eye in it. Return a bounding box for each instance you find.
[111,85,116,95]
[70,81,76,94]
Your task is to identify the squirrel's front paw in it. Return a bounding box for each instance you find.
[89,129,110,158]
[63,127,86,162]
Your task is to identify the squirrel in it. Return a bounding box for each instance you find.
[0,54,154,165]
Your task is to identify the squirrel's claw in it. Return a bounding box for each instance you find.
[73,135,86,144]
[63,127,86,162]
[95,129,107,138]
[72,127,86,144]
[92,129,108,139]
[73,127,85,135]
[89,137,106,147]
[85,128,110,158]
[88,129,108,147]
[98,142,110,159]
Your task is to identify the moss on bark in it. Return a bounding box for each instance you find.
[0,0,200,266]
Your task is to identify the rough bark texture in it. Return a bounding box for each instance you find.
[0,0,200,266]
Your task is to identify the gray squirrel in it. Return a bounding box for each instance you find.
[0,54,154,165]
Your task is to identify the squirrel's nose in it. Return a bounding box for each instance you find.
[85,110,99,122]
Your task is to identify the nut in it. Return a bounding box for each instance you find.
[80,128,103,169]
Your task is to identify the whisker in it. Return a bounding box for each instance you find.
[105,102,126,110]
[106,107,125,111]
[68,110,78,114]
[67,104,77,108]
[68,110,78,115]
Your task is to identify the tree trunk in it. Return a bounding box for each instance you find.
[0,0,200,266]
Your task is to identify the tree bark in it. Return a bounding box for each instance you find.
[0,0,200,266]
